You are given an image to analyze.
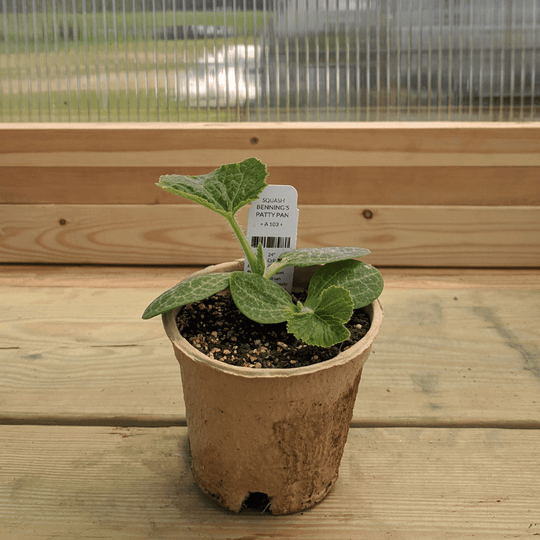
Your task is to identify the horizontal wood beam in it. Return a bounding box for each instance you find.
[1,122,539,167]
[2,123,538,266]
[1,204,539,266]
[3,165,539,206]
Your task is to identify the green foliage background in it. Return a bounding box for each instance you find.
[0,4,267,121]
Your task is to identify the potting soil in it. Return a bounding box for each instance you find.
[176,293,371,369]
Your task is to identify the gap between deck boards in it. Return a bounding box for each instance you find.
[2,414,540,430]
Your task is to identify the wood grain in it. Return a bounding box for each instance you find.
[2,265,540,289]
[1,123,539,167]
[2,122,539,539]
[1,425,538,538]
[1,204,539,266]
[1,286,539,428]
[3,165,539,206]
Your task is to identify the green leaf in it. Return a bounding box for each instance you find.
[229,272,295,324]
[253,243,266,276]
[157,157,268,218]
[287,286,353,347]
[306,259,384,310]
[266,247,371,277]
[142,273,231,319]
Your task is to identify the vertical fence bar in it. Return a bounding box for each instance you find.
[416,0,422,119]
[532,0,538,120]
[509,0,516,120]
[448,0,454,119]
[263,0,272,120]
[283,0,290,120]
[193,0,200,120]
[141,0,149,119]
[241,0,248,121]
[498,1,506,121]
[120,0,129,120]
[81,0,91,120]
[150,0,157,120]
[203,0,209,121]
[333,0,339,119]
[490,2,497,120]
[61,0,71,119]
[2,0,12,121]
[314,0,320,121]
[21,0,33,120]
[344,0,350,121]
[212,0,220,120]
[72,0,82,120]
[521,0,528,121]
[161,0,169,121]
[395,0,402,119]
[385,0,391,120]
[467,0,472,121]
[133,0,140,121]
[456,0,463,120]
[1,0,539,123]
[31,0,42,121]
[426,0,433,119]
[51,0,60,120]
[293,0,301,121]
[14,0,22,120]
[252,0,260,120]
[172,0,179,121]
[91,0,99,120]
[110,0,119,120]
[376,0,381,118]
[406,0,412,119]
[368,0,373,121]
[102,0,111,120]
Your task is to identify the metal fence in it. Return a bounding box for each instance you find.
[1,0,538,121]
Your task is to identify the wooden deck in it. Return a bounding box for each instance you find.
[1,122,539,538]
[1,265,539,539]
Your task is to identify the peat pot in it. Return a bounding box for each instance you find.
[162,259,383,515]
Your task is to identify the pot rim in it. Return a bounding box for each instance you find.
[162,259,383,379]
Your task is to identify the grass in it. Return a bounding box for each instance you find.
[0,86,233,122]
[0,66,254,122]
[0,9,266,49]
[0,9,268,121]
[2,9,537,122]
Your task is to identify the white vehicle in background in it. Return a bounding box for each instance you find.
[268,0,539,108]
[179,1,539,112]
[177,44,261,108]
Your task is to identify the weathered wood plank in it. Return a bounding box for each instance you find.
[2,123,539,167]
[1,425,538,539]
[1,204,539,266]
[1,286,539,427]
[3,165,539,206]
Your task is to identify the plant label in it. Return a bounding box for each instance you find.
[245,184,299,292]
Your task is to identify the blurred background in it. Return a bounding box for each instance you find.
[1,0,538,122]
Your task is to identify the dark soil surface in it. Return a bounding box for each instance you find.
[175,293,371,369]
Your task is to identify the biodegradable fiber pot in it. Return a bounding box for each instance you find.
[162,260,383,515]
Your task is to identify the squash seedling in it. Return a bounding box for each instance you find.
[143,157,383,348]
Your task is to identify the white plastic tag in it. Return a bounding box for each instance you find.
[244,185,299,292]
